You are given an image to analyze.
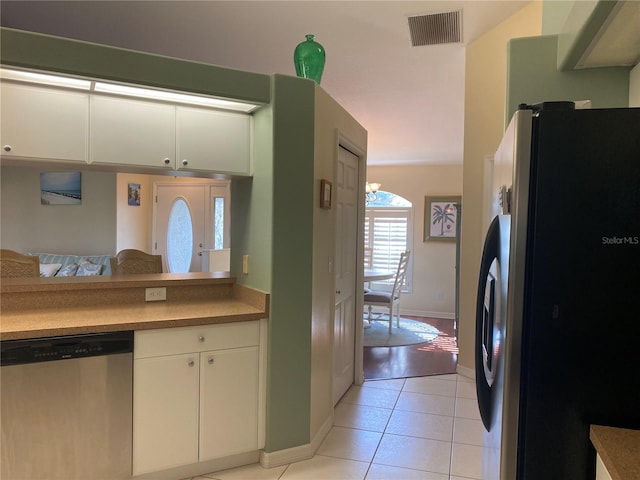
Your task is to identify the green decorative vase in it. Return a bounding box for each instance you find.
[294,34,326,84]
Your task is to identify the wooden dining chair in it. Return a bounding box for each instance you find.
[0,249,40,278]
[110,249,163,274]
[363,250,410,334]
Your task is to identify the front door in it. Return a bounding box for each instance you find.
[154,184,206,273]
[333,146,359,404]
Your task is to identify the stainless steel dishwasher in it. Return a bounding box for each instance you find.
[1,331,133,480]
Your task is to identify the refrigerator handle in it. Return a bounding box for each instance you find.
[475,215,501,431]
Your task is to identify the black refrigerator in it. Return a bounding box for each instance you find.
[475,102,640,479]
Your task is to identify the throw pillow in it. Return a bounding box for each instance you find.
[55,263,79,277]
[76,260,103,276]
[40,263,62,277]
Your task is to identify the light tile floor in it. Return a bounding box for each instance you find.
[193,374,486,480]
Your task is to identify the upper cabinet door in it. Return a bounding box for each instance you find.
[176,107,251,176]
[1,83,89,163]
[90,95,175,169]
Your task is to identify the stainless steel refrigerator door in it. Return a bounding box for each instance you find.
[475,214,510,480]
[500,109,533,480]
[1,353,133,480]
[476,109,533,480]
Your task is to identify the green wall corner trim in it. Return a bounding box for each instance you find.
[506,34,629,122]
[0,27,270,104]
[263,74,315,453]
[556,0,619,71]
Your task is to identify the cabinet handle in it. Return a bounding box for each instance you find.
[207,357,214,365]
[3,145,12,152]
[198,335,205,342]
[188,359,195,367]
[163,158,171,165]
[181,159,189,167]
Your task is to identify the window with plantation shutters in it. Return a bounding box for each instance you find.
[364,191,413,292]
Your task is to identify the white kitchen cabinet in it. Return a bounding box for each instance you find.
[89,95,175,170]
[0,82,89,163]
[133,321,261,476]
[133,353,200,474]
[199,346,259,460]
[176,106,251,175]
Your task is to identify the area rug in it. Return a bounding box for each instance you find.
[364,316,440,347]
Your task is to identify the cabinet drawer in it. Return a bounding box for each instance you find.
[135,321,259,359]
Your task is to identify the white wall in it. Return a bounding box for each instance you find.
[311,85,367,447]
[459,3,543,372]
[1,165,117,255]
[366,164,462,318]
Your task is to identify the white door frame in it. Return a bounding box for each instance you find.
[335,130,367,388]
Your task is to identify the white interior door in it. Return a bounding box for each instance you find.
[154,184,206,273]
[333,146,359,405]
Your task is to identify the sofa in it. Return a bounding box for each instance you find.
[30,253,112,277]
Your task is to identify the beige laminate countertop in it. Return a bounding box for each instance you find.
[1,273,269,340]
[590,425,640,480]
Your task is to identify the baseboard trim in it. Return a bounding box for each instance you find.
[457,364,475,380]
[260,414,333,468]
[133,451,259,480]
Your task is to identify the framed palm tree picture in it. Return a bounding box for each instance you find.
[424,195,461,242]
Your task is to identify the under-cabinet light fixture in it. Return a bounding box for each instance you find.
[0,68,92,90]
[0,67,261,113]
[92,82,259,112]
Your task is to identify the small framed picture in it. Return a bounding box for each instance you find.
[40,172,82,205]
[424,195,461,242]
[320,179,332,209]
[128,183,141,206]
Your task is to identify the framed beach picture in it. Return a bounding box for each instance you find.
[128,183,141,206]
[424,195,460,242]
[40,172,81,205]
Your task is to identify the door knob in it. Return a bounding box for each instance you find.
[207,357,214,365]
[188,359,195,367]
[3,145,12,152]
[181,159,189,166]
[163,157,171,165]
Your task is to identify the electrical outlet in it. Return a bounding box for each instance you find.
[145,287,166,302]
[242,255,249,275]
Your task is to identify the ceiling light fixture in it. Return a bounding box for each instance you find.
[0,67,261,113]
[365,182,381,205]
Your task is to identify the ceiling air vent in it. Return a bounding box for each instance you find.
[408,10,462,46]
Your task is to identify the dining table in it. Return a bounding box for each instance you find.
[364,268,395,282]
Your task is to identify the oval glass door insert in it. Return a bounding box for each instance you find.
[167,197,193,273]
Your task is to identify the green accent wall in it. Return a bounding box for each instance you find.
[232,75,315,452]
[506,34,630,122]
[265,74,314,451]
[2,27,314,454]
[0,27,270,103]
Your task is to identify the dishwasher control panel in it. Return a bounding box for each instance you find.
[1,331,133,366]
